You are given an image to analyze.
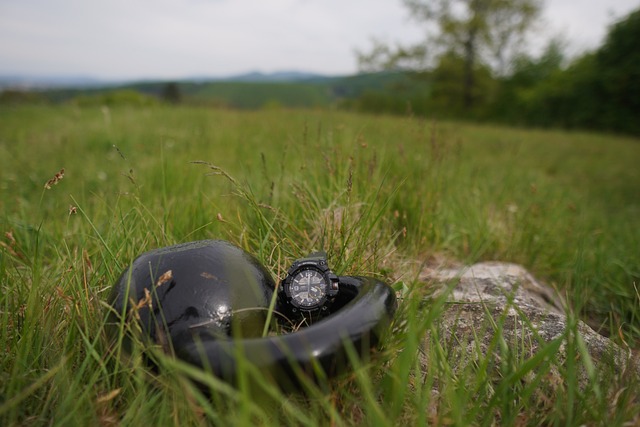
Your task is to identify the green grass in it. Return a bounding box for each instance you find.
[1,104,639,425]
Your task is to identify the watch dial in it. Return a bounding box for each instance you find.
[290,268,327,308]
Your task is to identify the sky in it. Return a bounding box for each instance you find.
[0,0,638,81]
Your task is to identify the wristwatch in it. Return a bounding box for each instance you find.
[280,251,339,317]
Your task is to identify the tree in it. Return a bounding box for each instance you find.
[507,8,640,134]
[429,52,496,115]
[161,82,182,104]
[509,38,565,87]
[358,0,542,109]
[595,8,640,133]
[488,38,566,122]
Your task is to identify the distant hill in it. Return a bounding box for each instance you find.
[0,70,334,90]
[203,70,332,83]
[134,71,422,109]
[1,69,432,112]
[0,74,108,90]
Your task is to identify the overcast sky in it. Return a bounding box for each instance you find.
[0,0,638,80]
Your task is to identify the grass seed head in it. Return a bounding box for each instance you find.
[44,168,65,189]
[155,270,173,287]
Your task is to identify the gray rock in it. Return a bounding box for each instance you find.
[419,262,639,388]
[428,262,564,314]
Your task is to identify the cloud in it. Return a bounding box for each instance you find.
[0,0,637,79]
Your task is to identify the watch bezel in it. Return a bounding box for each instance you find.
[281,257,339,313]
[286,265,330,310]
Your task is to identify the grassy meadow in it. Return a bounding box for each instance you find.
[1,104,639,425]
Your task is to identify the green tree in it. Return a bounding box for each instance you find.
[358,0,542,110]
[430,52,496,115]
[162,82,182,104]
[595,8,640,133]
[489,38,566,122]
[507,8,640,134]
[509,38,566,87]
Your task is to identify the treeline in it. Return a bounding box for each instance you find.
[349,8,640,136]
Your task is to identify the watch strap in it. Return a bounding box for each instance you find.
[298,251,327,262]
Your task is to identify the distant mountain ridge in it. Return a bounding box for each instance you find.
[0,70,338,89]
[0,74,107,89]
[195,70,334,83]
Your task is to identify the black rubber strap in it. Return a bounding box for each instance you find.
[298,251,327,262]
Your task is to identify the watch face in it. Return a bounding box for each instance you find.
[289,268,327,308]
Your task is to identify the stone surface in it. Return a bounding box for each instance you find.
[419,261,639,388]
[428,262,564,314]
